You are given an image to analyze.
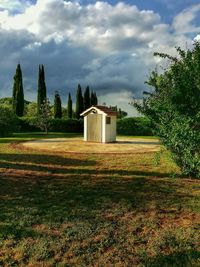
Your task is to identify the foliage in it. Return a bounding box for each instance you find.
[75,84,83,119]
[109,105,127,118]
[18,117,40,132]
[117,117,153,136]
[134,42,200,177]
[84,86,91,110]
[35,98,52,134]
[18,117,83,133]
[24,102,38,117]
[0,97,13,105]
[67,93,73,119]
[37,64,47,114]
[54,91,62,118]
[0,106,19,136]
[12,64,24,117]
[91,91,98,105]
[50,118,83,133]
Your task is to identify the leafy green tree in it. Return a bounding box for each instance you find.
[83,86,90,110]
[12,64,24,117]
[37,64,47,113]
[0,105,19,136]
[25,102,38,117]
[75,84,83,119]
[67,93,73,118]
[54,91,62,119]
[134,42,200,178]
[36,98,52,134]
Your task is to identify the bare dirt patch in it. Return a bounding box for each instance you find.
[22,137,160,154]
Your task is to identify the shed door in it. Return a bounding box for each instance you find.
[87,114,102,142]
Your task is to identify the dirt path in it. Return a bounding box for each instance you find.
[22,137,161,154]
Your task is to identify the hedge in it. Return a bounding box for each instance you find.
[18,117,83,133]
[0,106,19,136]
[117,117,153,136]
[17,117,152,136]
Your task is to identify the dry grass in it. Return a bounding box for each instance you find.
[22,137,160,154]
[0,133,199,266]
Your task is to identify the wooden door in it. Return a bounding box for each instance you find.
[87,114,102,142]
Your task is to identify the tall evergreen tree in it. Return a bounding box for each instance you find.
[67,93,73,119]
[12,63,24,117]
[90,91,95,105]
[54,91,62,118]
[94,92,98,105]
[75,84,83,119]
[83,86,90,110]
[91,91,98,105]
[41,64,46,99]
[37,64,47,113]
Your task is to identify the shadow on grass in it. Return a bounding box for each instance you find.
[0,151,199,265]
[0,153,192,225]
[0,153,176,177]
[0,153,96,167]
[145,250,200,267]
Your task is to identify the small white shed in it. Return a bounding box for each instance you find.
[80,105,117,143]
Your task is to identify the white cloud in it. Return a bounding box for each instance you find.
[172,4,200,34]
[0,1,199,116]
[194,34,200,42]
[0,1,164,53]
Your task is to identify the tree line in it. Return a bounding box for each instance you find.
[12,63,98,119]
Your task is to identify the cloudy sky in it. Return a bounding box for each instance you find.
[0,0,200,115]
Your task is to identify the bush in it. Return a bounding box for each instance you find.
[134,43,200,177]
[159,115,200,177]
[18,117,40,132]
[117,117,153,136]
[50,118,83,133]
[18,117,83,133]
[0,106,19,136]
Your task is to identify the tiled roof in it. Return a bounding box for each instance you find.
[94,105,117,115]
[80,105,117,116]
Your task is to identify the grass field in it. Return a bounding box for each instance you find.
[0,133,200,266]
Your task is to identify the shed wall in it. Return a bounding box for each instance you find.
[87,113,102,142]
[105,116,116,142]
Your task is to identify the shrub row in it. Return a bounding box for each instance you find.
[117,117,153,136]
[18,117,83,133]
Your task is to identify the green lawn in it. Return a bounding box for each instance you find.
[0,133,199,266]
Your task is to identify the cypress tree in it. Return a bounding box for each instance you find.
[67,93,73,119]
[12,63,24,117]
[75,84,83,119]
[91,91,97,106]
[83,86,90,110]
[54,91,62,119]
[90,91,94,105]
[94,92,98,105]
[37,64,47,113]
[41,64,47,99]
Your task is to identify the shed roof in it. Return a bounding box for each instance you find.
[80,105,117,116]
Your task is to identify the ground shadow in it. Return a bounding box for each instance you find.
[0,153,96,167]
[145,250,200,267]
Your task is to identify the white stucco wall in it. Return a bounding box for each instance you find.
[105,116,116,143]
[84,116,87,141]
